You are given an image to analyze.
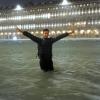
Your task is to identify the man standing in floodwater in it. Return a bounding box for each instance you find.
[16,28,74,72]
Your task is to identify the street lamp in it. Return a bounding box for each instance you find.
[13,4,24,40]
[14,4,23,11]
[61,0,70,5]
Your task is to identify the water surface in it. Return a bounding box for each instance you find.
[0,40,100,100]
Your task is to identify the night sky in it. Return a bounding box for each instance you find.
[0,0,39,6]
[0,0,99,6]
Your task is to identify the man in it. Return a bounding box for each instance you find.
[16,28,74,72]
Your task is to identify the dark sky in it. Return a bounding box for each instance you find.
[0,0,40,6]
[0,0,99,6]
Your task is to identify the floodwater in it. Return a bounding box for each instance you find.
[0,39,100,100]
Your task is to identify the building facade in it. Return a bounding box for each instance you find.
[0,1,100,40]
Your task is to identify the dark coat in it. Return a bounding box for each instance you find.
[23,31,69,58]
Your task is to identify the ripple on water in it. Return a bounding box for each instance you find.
[0,40,100,100]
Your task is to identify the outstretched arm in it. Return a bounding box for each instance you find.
[52,31,73,43]
[16,28,41,43]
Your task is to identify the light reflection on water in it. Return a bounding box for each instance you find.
[0,40,100,100]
